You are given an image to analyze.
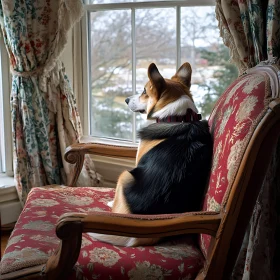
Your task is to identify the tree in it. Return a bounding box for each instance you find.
[90,9,176,91]
[199,44,238,117]
[91,94,133,140]
[181,8,218,70]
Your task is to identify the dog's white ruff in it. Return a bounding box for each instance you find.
[151,95,198,119]
[88,232,158,247]
[107,200,114,208]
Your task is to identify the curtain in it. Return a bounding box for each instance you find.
[0,0,102,205]
[215,0,280,279]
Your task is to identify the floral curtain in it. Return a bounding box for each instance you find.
[215,0,280,279]
[0,0,102,205]
[216,0,267,73]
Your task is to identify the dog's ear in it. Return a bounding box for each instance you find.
[148,63,166,97]
[172,62,192,88]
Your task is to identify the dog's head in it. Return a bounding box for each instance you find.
[125,62,197,119]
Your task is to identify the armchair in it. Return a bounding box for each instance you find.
[1,64,280,280]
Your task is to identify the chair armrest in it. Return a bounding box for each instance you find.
[44,211,221,279]
[61,211,221,237]
[65,142,137,159]
[64,141,137,186]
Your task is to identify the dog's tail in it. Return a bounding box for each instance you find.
[88,232,159,247]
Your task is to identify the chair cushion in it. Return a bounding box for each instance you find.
[0,186,204,279]
[199,71,271,257]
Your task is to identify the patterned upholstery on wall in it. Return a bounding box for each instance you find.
[0,187,204,279]
[199,71,271,257]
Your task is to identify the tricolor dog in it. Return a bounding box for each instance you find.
[90,62,213,246]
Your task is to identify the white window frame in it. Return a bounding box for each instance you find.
[0,34,20,226]
[0,34,13,177]
[82,0,215,144]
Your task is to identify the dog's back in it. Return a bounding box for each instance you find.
[124,120,212,215]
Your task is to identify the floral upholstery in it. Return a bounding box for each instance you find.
[0,187,204,279]
[199,71,271,257]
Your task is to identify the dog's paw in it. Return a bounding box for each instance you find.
[107,200,114,208]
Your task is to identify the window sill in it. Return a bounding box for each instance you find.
[77,136,137,186]
[80,135,138,148]
[0,174,14,188]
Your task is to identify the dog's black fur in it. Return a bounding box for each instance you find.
[124,120,213,215]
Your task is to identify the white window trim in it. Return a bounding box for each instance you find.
[0,177,22,225]
[81,0,215,141]
[92,154,135,187]
[0,34,13,177]
[84,0,215,10]
[0,36,22,226]
[0,37,21,224]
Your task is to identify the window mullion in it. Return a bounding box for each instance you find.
[0,35,13,176]
[131,8,137,144]
[176,6,181,70]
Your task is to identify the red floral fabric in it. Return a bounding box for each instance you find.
[0,187,204,279]
[199,72,271,257]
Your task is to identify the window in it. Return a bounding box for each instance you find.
[0,34,13,177]
[0,67,4,173]
[83,0,238,144]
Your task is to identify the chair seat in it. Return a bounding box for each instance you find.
[0,186,204,279]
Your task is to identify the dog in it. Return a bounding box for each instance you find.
[89,62,213,247]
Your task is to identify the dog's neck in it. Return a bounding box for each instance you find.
[150,95,199,122]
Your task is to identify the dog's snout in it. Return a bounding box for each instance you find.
[125,98,130,104]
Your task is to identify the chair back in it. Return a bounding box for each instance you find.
[198,65,280,279]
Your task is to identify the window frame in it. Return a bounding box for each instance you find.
[0,34,13,177]
[81,0,215,144]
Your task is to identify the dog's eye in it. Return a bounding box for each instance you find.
[143,88,146,94]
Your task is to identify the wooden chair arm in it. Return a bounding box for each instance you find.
[64,141,137,187]
[69,211,221,237]
[65,142,137,159]
[43,211,221,279]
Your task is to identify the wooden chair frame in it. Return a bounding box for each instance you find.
[1,99,280,280]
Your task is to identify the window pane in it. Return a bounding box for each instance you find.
[181,6,238,117]
[135,7,176,131]
[89,10,133,140]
